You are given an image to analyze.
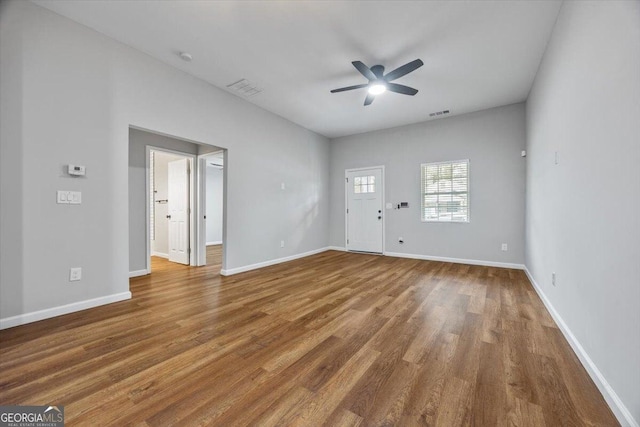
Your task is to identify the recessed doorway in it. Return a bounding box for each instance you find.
[128,127,227,277]
[345,166,385,254]
[200,151,225,267]
[149,148,194,266]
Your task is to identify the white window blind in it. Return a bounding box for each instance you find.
[421,159,469,222]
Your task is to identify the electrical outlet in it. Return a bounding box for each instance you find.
[501,243,508,251]
[280,240,284,248]
[69,267,82,282]
[552,272,556,286]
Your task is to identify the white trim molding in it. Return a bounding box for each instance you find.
[151,251,168,259]
[0,292,132,330]
[129,269,150,278]
[384,251,525,270]
[221,247,332,276]
[206,241,222,246]
[524,267,638,427]
[220,247,524,277]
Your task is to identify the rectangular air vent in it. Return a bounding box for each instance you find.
[226,79,262,98]
[429,109,450,117]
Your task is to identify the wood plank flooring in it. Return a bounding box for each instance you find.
[0,247,618,426]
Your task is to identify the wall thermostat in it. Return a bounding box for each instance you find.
[68,164,86,176]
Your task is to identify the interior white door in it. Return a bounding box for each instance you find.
[168,158,190,265]
[346,168,383,253]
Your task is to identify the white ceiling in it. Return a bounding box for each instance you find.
[33,0,561,139]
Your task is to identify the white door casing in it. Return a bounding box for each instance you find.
[346,167,384,253]
[168,158,190,264]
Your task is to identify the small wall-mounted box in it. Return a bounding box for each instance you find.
[68,164,86,176]
[57,190,82,204]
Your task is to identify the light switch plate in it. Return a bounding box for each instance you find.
[69,191,82,204]
[57,191,69,204]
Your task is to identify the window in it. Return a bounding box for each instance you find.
[421,159,469,222]
[354,175,375,194]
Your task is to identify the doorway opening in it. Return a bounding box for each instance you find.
[200,151,225,268]
[149,148,194,266]
[128,126,227,278]
[345,166,385,254]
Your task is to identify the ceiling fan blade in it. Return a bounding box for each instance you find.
[364,93,375,106]
[387,83,419,96]
[352,61,376,81]
[384,59,424,82]
[330,83,369,93]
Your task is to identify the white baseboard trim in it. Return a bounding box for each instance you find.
[0,292,132,330]
[524,267,637,427]
[384,251,525,270]
[151,251,168,259]
[327,246,347,252]
[129,269,150,278]
[221,247,332,276]
[206,241,222,246]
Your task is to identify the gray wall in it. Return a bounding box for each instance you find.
[329,103,526,265]
[206,166,224,244]
[1,1,330,322]
[0,1,24,321]
[526,1,640,424]
[128,129,199,272]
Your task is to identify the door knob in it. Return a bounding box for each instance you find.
[166,215,172,219]
[378,216,382,220]
[378,210,382,213]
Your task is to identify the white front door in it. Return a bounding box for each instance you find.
[168,158,190,264]
[346,167,383,253]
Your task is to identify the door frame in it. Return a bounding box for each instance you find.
[196,150,225,267]
[344,165,385,254]
[145,145,197,272]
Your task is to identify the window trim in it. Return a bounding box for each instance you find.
[420,159,470,223]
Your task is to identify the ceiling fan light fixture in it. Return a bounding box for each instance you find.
[368,83,386,95]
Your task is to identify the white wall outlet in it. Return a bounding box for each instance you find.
[501,243,508,251]
[552,272,556,286]
[69,267,82,281]
[281,182,285,190]
[280,240,285,248]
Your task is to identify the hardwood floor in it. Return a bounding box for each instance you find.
[0,247,618,426]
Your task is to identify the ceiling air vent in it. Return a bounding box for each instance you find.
[429,109,450,117]
[226,79,262,98]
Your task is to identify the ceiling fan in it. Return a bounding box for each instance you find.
[330,59,424,106]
